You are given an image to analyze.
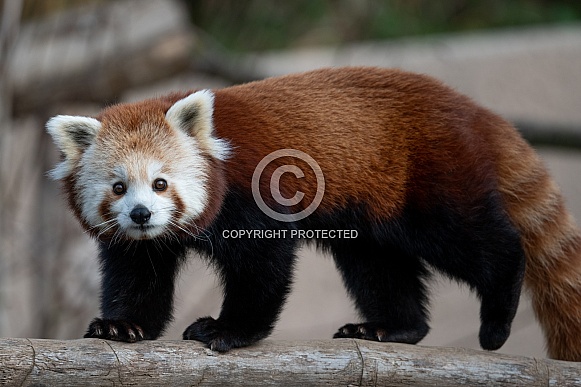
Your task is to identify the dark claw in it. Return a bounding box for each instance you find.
[333,322,428,344]
[84,318,147,343]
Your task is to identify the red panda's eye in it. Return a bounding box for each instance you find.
[153,178,167,192]
[112,182,126,195]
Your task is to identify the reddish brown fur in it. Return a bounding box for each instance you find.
[212,68,497,221]
[191,155,227,232]
[63,171,91,232]
[96,100,178,163]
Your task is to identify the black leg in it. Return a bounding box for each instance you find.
[184,190,299,351]
[331,237,431,344]
[84,240,186,342]
[396,197,526,351]
[429,241,525,351]
[472,240,525,350]
[184,189,299,352]
[183,235,297,351]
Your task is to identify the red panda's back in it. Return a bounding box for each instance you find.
[213,67,501,220]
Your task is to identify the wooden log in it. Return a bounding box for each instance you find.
[1,338,580,386]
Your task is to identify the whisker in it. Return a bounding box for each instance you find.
[169,209,213,239]
[123,238,135,256]
[98,222,118,239]
[144,244,158,278]
[89,218,116,230]
[166,218,214,258]
[168,220,198,239]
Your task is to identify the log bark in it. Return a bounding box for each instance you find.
[1,338,580,386]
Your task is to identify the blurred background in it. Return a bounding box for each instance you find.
[1,0,580,359]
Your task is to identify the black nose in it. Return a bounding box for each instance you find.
[130,205,151,225]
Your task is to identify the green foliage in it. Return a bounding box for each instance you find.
[185,0,581,52]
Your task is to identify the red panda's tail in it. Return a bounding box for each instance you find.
[491,119,581,361]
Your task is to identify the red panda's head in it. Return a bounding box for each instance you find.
[46,90,230,241]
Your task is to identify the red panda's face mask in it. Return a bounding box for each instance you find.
[46,90,230,241]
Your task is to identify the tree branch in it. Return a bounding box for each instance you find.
[1,338,580,386]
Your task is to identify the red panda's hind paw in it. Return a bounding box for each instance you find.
[84,318,147,343]
[479,321,511,351]
[183,316,268,352]
[333,322,429,345]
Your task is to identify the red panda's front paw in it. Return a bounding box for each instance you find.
[183,316,265,352]
[333,322,429,345]
[183,316,234,352]
[84,318,147,343]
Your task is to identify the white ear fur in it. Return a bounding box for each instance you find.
[165,90,230,160]
[46,115,101,179]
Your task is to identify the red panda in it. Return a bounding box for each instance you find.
[46,67,581,361]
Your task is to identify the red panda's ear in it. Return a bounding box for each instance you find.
[46,115,101,179]
[165,90,230,160]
